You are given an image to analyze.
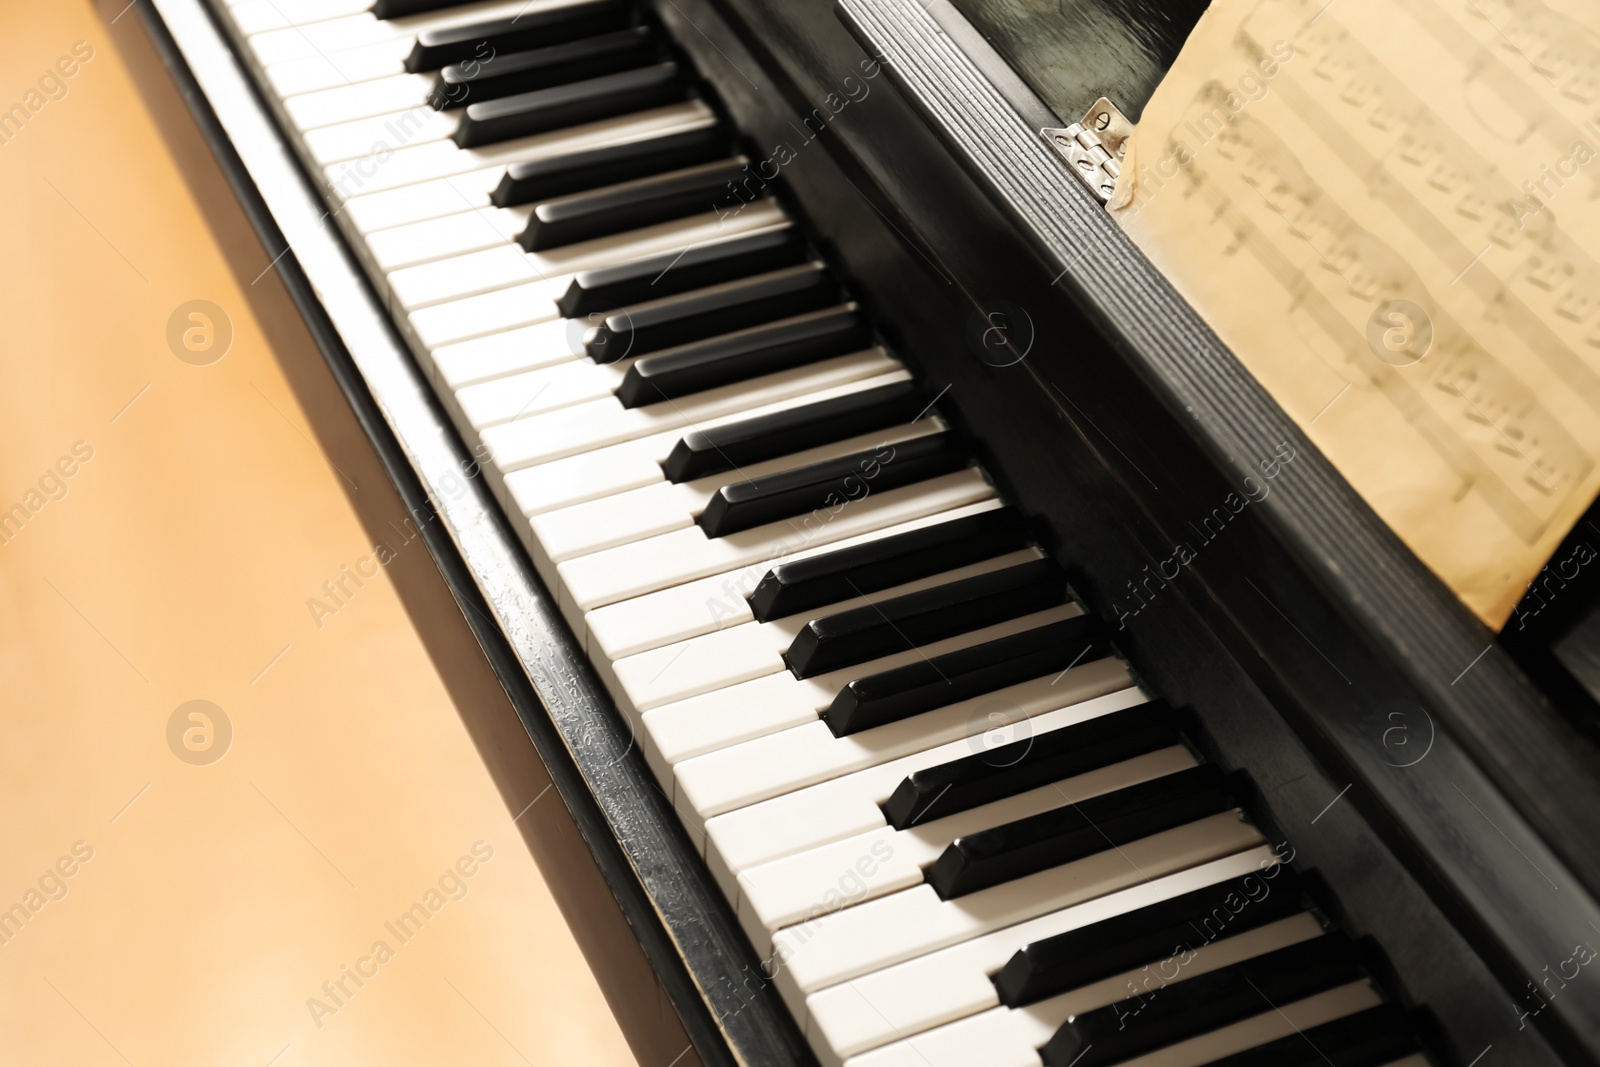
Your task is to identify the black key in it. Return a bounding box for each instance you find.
[927,765,1238,899]
[883,701,1181,830]
[697,432,968,539]
[522,155,754,252]
[1198,1003,1419,1067]
[994,866,1310,1006]
[583,262,838,360]
[1041,935,1364,1067]
[380,0,483,20]
[824,614,1111,736]
[455,62,688,149]
[616,304,869,409]
[433,27,659,109]
[750,508,1032,622]
[496,124,731,208]
[558,228,805,317]
[786,558,1068,679]
[403,1,632,71]
[664,381,924,484]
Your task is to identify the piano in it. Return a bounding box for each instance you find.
[104,0,1600,1064]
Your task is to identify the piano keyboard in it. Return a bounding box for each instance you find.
[211,1,1431,1064]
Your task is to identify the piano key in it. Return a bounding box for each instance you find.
[529,420,948,570]
[433,27,660,109]
[802,848,1282,1065]
[581,260,834,360]
[497,123,730,207]
[883,700,1181,830]
[230,0,372,36]
[326,100,718,199]
[1196,1003,1419,1067]
[558,227,804,318]
[246,1,534,67]
[430,318,578,390]
[524,157,756,253]
[702,685,1148,883]
[583,498,999,661]
[501,371,913,514]
[927,765,1239,899]
[1041,935,1364,1067]
[263,39,416,98]
[844,913,1327,1067]
[485,348,900,471]
[769,811,1266,1004]
[456,354,628,429]
[663,379,922,483]
[618,586,1054,723]
[735,746,1196,946]
[749,506,1032,622]
[390,196,784,311]
[698,432,968,538]
[378,0,485,19]
[994,867,1311,1008]
[402,0,632,71]
[824,614,1112,736]
[304,105,457,166]
[455,63,687,149]
[283,74,439,132]
[365,204,531,271]
[786,557,1068,679]
[616,304,870,407]
[672,645,1128,825]
[342,168,508,233]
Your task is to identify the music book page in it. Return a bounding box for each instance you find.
[1109,0,1600,628]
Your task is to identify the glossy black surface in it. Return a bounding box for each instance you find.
[1199,1003,1419,1067]
[454,61,687,149]
[663,379,923,482]
[750,506,1032,621]
[926,764,1236,898]
[882,699,1178,829]
[559,227,803,318]
[946,0,1208,121]
[433,27,660,108]
[1042,936,1363,1067]
[823,614,1111,735]
[616,303,869,407]
[404,1,633,71]
[994,865,1311,1006]
[785,557,1066,677]
[697,430,966,537]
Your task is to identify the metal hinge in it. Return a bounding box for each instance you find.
[1041,97,1133,203]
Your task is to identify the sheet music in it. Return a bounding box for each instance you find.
[1110,0,1600,628]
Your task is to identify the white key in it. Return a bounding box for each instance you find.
[367,204,532,271]
[390,200,786,309]
[264,39,414,98]
[324,101,717,198]
[735,747,1196,948]
[843,913,1329,1067]
[341,168,508,233]
[584,498,999,660]
[408,277,569,349]
[284,74,437,131]
[616,558,1044,718]
[530,420,946,567]
[484,349,901,471]
[230,0,372,35]
[501,370,911,515]
[458,357,628,429]
[304,105,456,166]
[432,318,582,390]
[803,848,1282,1065]
[673,654,1131,824]
[636,603,1077,772]
[701,686,1151,885]
[769,811,1265,1006]
[246,1,536,67]
[558,468,993,612]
